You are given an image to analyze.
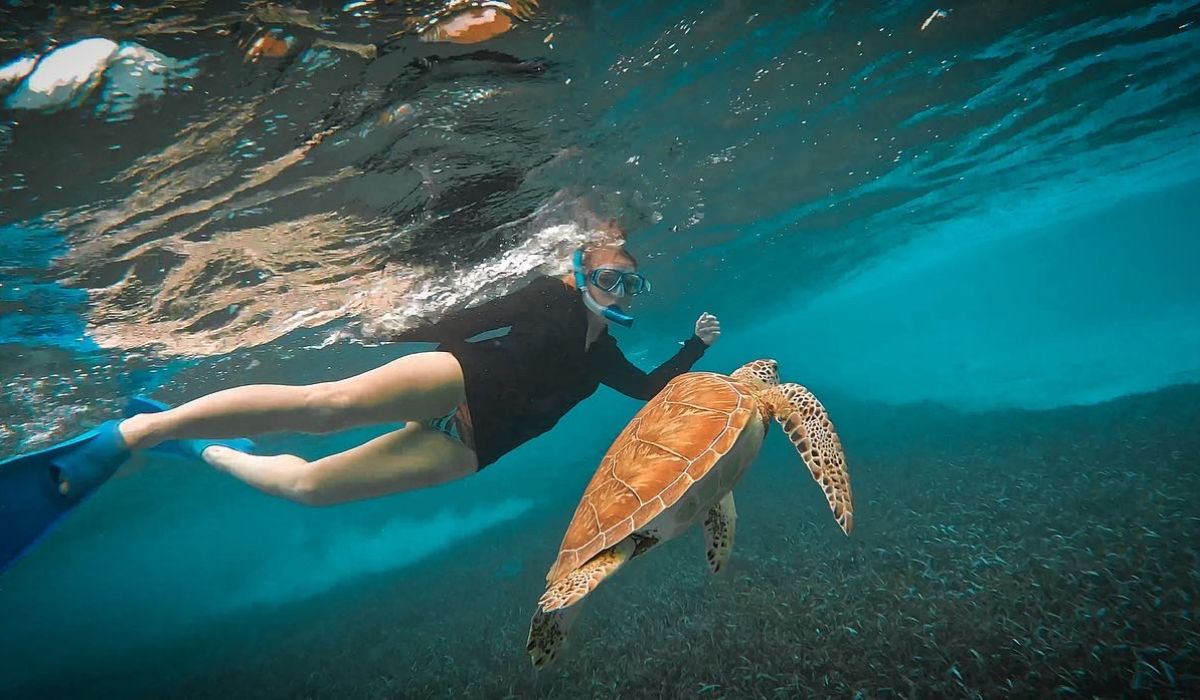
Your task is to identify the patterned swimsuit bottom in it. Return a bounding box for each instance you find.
[425,402,477,457]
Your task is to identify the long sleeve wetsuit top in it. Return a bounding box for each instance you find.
[391,275,708,467]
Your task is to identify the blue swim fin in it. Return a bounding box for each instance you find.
[0,397,256,573]
[0,420,129,573]
[123,395,256,459]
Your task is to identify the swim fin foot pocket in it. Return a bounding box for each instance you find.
[124,395,256,459]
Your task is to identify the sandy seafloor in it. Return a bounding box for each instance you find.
[12,383,1196,699]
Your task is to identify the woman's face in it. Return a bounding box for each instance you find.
[585,248,638,310]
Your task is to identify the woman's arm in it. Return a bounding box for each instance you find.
[594,335,709,400]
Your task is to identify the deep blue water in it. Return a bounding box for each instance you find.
[1,1,1199,696]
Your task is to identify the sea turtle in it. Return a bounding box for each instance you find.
[526,359,854,668]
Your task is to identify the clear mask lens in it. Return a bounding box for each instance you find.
[591,269,650,296]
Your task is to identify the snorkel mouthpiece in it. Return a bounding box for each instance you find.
[573,248,635,327]
[600,303,635,327]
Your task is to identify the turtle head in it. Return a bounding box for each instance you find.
[731,359,779,390]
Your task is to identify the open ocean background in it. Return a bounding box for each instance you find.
[1,0,1198,696]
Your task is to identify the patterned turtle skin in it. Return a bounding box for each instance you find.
[527,359,854,668]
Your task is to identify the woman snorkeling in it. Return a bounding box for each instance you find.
[0,230,720,569]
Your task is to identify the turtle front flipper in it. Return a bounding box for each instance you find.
[768,383,854,535]
[703,491,737,573]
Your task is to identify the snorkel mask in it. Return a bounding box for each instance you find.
[572,248,648,328]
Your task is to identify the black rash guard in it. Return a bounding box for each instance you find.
[391,275,708,468]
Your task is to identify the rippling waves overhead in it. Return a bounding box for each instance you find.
[1,0,1199,448]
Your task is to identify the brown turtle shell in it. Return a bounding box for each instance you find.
[546,372,759,583]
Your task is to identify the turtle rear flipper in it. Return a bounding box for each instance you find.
[537,538,634,612]
[703,491,736,573]
[527,604,579,669]
[529,538,638,669]
[769,382,854,535]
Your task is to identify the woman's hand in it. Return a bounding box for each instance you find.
[695,312,721,346]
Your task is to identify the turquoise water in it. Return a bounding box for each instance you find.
[1,1,1199,696]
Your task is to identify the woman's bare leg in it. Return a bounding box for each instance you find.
[201,422,479,505]
[118,351,466,451]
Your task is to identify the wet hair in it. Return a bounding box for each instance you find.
[574,186,657,234]
[570,186,653,271]
[581,223,637,270]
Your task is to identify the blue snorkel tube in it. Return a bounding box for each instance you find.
[573,249,635,328]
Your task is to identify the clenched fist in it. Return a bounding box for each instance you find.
[695,312,721,346]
